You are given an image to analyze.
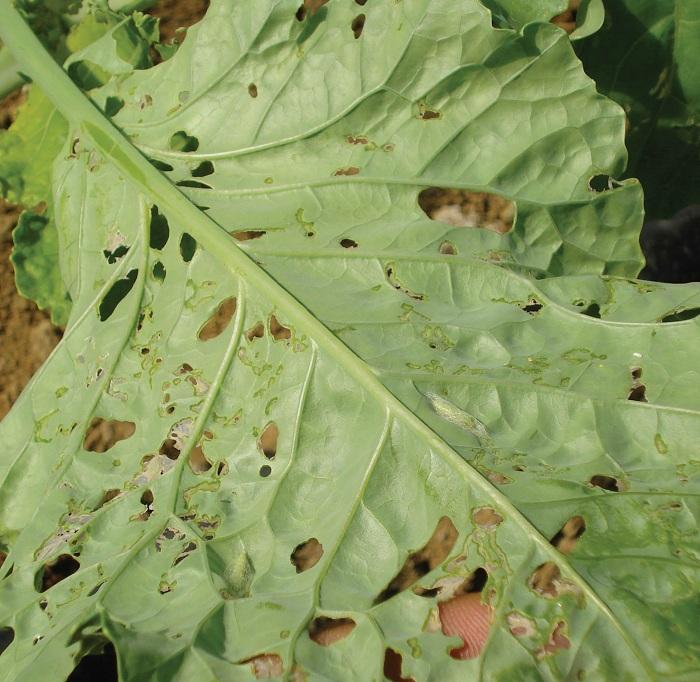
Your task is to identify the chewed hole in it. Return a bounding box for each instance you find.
[269,315,291,341]
[472,507,503,530]
[258,423,279,459]
[291,538,323,573]
[149,157,174,172]
[295,4,306,21]
[248,83,258,98]
[99,269,138,321]
[662,307,700,322]
[152,261,166,281]
[418,189,514,234]
[104,96,124,117]
[521,299,543,315]
[66,643,118,681]
[191,161,214,177]
[340,238,358,248]
[140,489,154,506]
[384,649,415,682]
[590,474,621,492]
[176,179,212,189]
[439,590,492,660]
[169,130,199,152]
[103,243,129,264]
[351,13,366,38]
[36,554,80,593]
[159,438,180,460]
[550,516,586,554]
[588,174,621,192]
[83,418,135,453]
[189,445,212,474]
[0,627,14,657]
[242,654,284,679]
[309,617,356,646]
[439,241,456,255]
[580,302,601,318]
[180,233,197,262]
[355,0,367,4]
[375,516,458,604]
[628,384,647,402]
[246,322,265,342]
[198,297,237,341]
[149,205,169,250]
[232,230,266,241]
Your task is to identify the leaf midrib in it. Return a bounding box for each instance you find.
[0,3,654,675]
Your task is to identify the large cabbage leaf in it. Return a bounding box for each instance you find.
[0,1,698,681]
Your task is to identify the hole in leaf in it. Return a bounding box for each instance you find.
[340,238,358,248]
[67,60,110,90]
[191,161,214,177]
[99,269,138,321]
[351,13,366,38]
[580,302,601,318]
[169,130,199,152]
[259,465,272,478]
[83,418,135,453]
[159,438,180,460]
[176,179,212,189]
[295,4,306,21]
[248,83,258,98]
[180,233,197,262]
[291,538,323,573]
[37,554,80,593]
[418,189,514,234]
[152,261,166,281]
[0,627,14,657]
[198,297,237,341]
[95,489,122,510]
[662,307,700,322]
[140,489,154,506]
[384,649,415,682]
[246,322,265,342]
[309,617,356,646]
[588,174,621,192]
[66,642,117,682]
[439,591,492,660]
[104,96,124,117]
[521,299,542,315]
[103,244,129,264]
[550,516,586,554]
[375,516,458,603]
[149,157,174,172]
[269,315,291,341]
[258,423,278,459]
[232,230,266,241]
[355,0,367,4]
[149,206,170,249]
[189,445,212,473]
[589,474,620,492]
[628,367,647,402]
[528,562,561,598]
[241,654,283,679]
[536,621,571,659]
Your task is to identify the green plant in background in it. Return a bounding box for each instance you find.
[0,1,698,680]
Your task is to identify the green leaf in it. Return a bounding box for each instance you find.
[11,210,71,326]
[0,1,697,680]
[575,0,700,218]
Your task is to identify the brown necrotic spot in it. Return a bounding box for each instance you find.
[334,166,360,176]
[384,649,415,682]
[269,315,291,341]
[351,13,365,38]
[536,621,571,659]
[472,507,503,530]
[248,83,258,98]
[232,229,266,241]
[189,445,212,474]
[246,322,265,341]
[309,617,356,646]
[439,240,457,255]
[258,423,279,459]
[589,474,620,492]
[340,238,358,248]
[291,538,323,573]
[36,554,80,592]
[550,516,586,555]
[83,418,135,453]
[242,653,283,679]
[198,297,237,341]
[418,188,515,234]
[375,516,458,603]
